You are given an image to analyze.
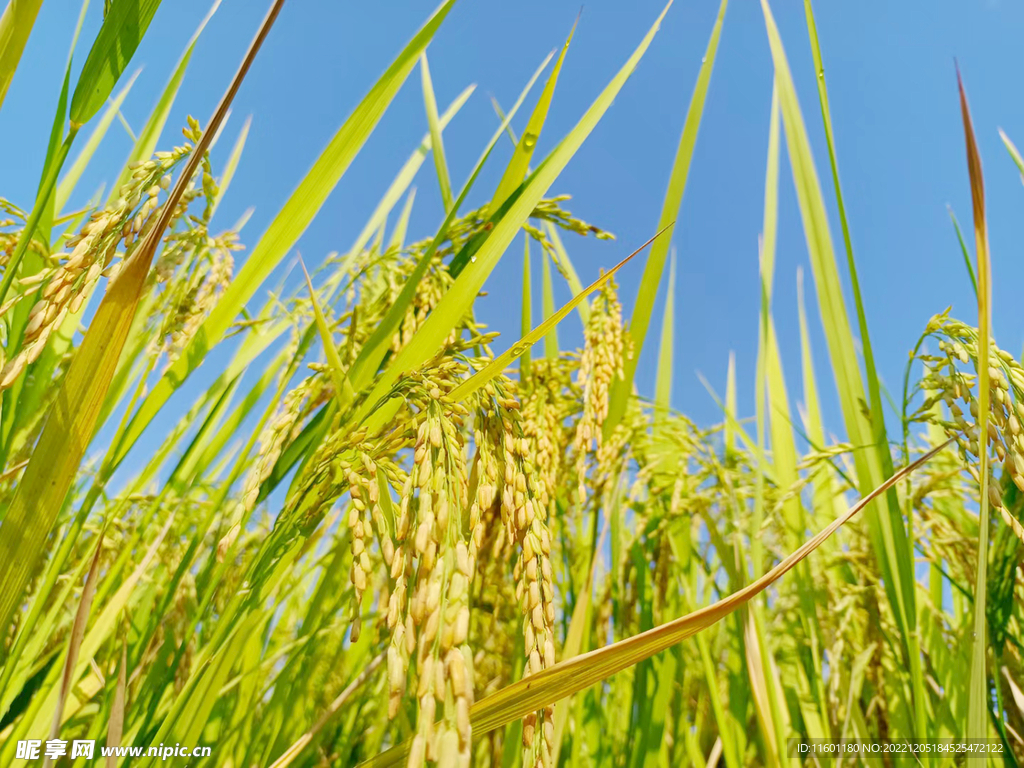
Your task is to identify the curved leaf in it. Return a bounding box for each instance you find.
[70,0,162,126]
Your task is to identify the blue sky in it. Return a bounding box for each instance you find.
[3,0,1024,438]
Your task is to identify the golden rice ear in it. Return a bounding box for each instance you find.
[360,440,951,767]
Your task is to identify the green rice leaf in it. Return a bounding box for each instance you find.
[654,251,675,415]
[267,653,386,768]
[69,0,163,127]
[543,221,589,325]
[605,0,727,438]
[999,127,1024,180]
[490,16,577,212]
[948,206,978,298]
[541,245,558,360]
[724,350,737,456]
[796,267,834,522]
[212,113,251,217]
[300,257,354,408]
[762,0,918,686]
[389,188,417,252]
[45,532,104,755]
[420,52,454,212]
[803,10,912,676]
[0,0,44,111]
[106,641,127,767]
[521,235,532,380]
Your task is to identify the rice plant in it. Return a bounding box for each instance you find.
[0,1,1021,766]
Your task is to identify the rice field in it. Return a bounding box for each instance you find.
[0,0,1022,766]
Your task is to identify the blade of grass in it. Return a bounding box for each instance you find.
[490,15,577,212]
[543,221,589,325]
[750,81,791,762]
[800,18,923,729]
[550,513,609,759]
[743,606,780,761]
[724,350,736,456]
[695,621,740,768]
[389,188,416,251]
[797,267,834,523]
[948,206,979,299]
[106,640,127,768]
[267,652,386,768]
[212,113,251,217]
[35,18,78,245]
[800,11,926,730]
[541,245,558,360]
[69,0,163,127]
[299,257,354,409]
[521,235,532,380]
[605,0,727,437]
[653,251,675,417]
[0,0,44,110]
[999,127,1024,180]
[752,80,780,580]
[43,532,104,768]
[420,53,453,212]
[491,95,520,148]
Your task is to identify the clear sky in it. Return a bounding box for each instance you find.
[4,0,1024,438]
